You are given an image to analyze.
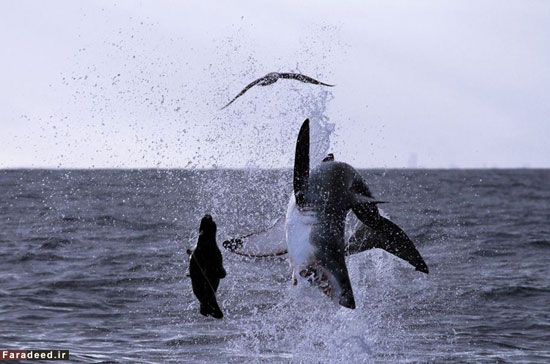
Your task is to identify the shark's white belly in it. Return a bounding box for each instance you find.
[285,195,318,275]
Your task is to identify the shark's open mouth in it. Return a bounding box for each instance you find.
[299,263,334,298]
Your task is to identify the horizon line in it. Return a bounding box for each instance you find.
[1,166,548,171]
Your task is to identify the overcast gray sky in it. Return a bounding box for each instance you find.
[1,0,549,168]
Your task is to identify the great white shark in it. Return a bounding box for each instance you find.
[223,119,428,308]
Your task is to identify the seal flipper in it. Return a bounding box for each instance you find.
[294,119,310,209]
[218,266,227,279]
[200,297,223,319]
[351,204,429,274]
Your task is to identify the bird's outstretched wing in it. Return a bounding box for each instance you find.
[221,77,265,109]
[279,73,334,87]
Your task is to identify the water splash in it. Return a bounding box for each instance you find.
[222,254,408,364]
[296,89,335,167]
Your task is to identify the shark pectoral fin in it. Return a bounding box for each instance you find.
[351,205,429,274]
[294,119,310,208]
[221,217,288,257]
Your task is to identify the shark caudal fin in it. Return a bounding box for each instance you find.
[350,204,429,274]
[294,119,310,209]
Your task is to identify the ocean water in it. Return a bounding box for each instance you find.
[1,169,549,363]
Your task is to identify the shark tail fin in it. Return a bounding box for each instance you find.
[350,204,429,274]
[294,119,310,209]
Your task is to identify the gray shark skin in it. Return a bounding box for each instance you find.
[290,120,376,308]
[288,119,428,309]
[222,119,428,309]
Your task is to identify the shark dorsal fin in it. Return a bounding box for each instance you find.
[294,119,310,208]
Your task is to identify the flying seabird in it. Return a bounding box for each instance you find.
[221,72,334,109]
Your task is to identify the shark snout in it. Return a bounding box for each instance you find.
[339,286,356,309]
